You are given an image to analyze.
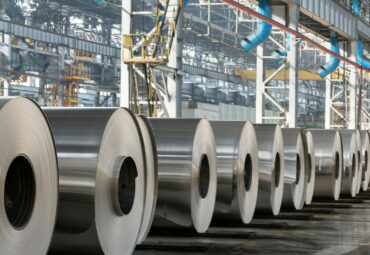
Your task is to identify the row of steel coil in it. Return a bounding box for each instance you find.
[0,97,369,255]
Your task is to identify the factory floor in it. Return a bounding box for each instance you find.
[135,190,370,255]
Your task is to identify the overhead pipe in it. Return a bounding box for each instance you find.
[357,38,370,69]
[318,32,340,78]
[240,0,272,52]
[353,0,361,15]
[273,33,290,63]
[219,0,370,72]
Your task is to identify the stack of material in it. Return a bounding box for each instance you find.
[281,128,306,210]
[211,121,259,224]
[44,108,146,255]
[0,97,58,255]
[339,130,358,197]
[254,124,285,215]
[304,131,316,204]
[149,118,217,233]
[309,129,343,200]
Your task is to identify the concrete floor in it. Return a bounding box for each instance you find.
[135,191,370,255]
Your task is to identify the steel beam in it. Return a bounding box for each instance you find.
[287,4,299,128]
[120,0,132,108]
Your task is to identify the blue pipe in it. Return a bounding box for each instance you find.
[92,0,104,5]
[273,33,290,63]
[184,0,190,7]
[353,0,361,15]
[318,33,340,78]
[357,38,370,69]
[240,0,272,52]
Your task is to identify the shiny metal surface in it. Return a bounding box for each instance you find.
[355,130,362,194]
[211,121,258,224]
[254,124,284,215]
[149,118,217,233]
[339,130,358,197]
[309,129,343,200]
[281,128,305,210]
[0,97,58,255]
[136,115,158,244]
[360,130,370,191]
[304,131,316,205]
[44,108,146,255]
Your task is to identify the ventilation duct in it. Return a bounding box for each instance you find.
[318,33,340,78]
[357,38,370,69]
[240,0,272,52]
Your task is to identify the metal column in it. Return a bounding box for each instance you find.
[120,0,132,108]
[348,41,357,129]
[165,9,183,118]
[255,44,265,124]
[57,46,65,107]
[287,4,299,128]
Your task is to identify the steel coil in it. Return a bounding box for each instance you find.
[360,130,370,191]
[354,130,362,194]
[339,130,358,197]
[211,121,259,224]
[45,108,145,255]
[281,128,305,210]
[149,118,217,233]
[309,129,343,200]
[135,115,158,244]
[254,124,284,215]
[0,97,58,255]
[304,131,316,204]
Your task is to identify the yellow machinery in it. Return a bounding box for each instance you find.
[121,0,184,116]
[63,51,91,106]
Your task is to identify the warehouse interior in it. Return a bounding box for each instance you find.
[0,0,370,254]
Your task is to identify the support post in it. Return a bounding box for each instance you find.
[324,52,332,129]
[120,0,132,108]
[287,4,299,128]
[165,9,183,118]
[255,43,265,124]
[348,41,357,129]
[57,46,65,106]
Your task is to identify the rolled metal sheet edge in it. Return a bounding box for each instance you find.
[360,130,370,191]
[254,124,284,216]
[211,121,259,224]
[135,115,158,244]
[281,128,306,210]
[339,130,358,198]
[44,107,146,255]
[303,130,316,205]
[150,118,217,233]
[0,97,59,255]
[309,129,343,200]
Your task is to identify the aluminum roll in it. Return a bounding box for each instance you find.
[339,130,358,197]
[254,124,284,215]
[149,118,217,233]
[360,130,370,191]
[45,108,145,255]
[210,121,259,224]
[135,115,158,244]
[0,97,58,255]
[309,129,343,200]
[352,130,362,194]
[304,131,316,204]
[281,128,305,210]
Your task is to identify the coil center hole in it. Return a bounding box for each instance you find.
[4,156,36,230]
[334,152,340,180]
[274,153,281,188]
[365,151,368,175]
[244,154,252,192]
[296,154,301,185]
[199,154,210,199]
[352,154,356,179]
[117,157,137,215]
[307,153,312,183]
